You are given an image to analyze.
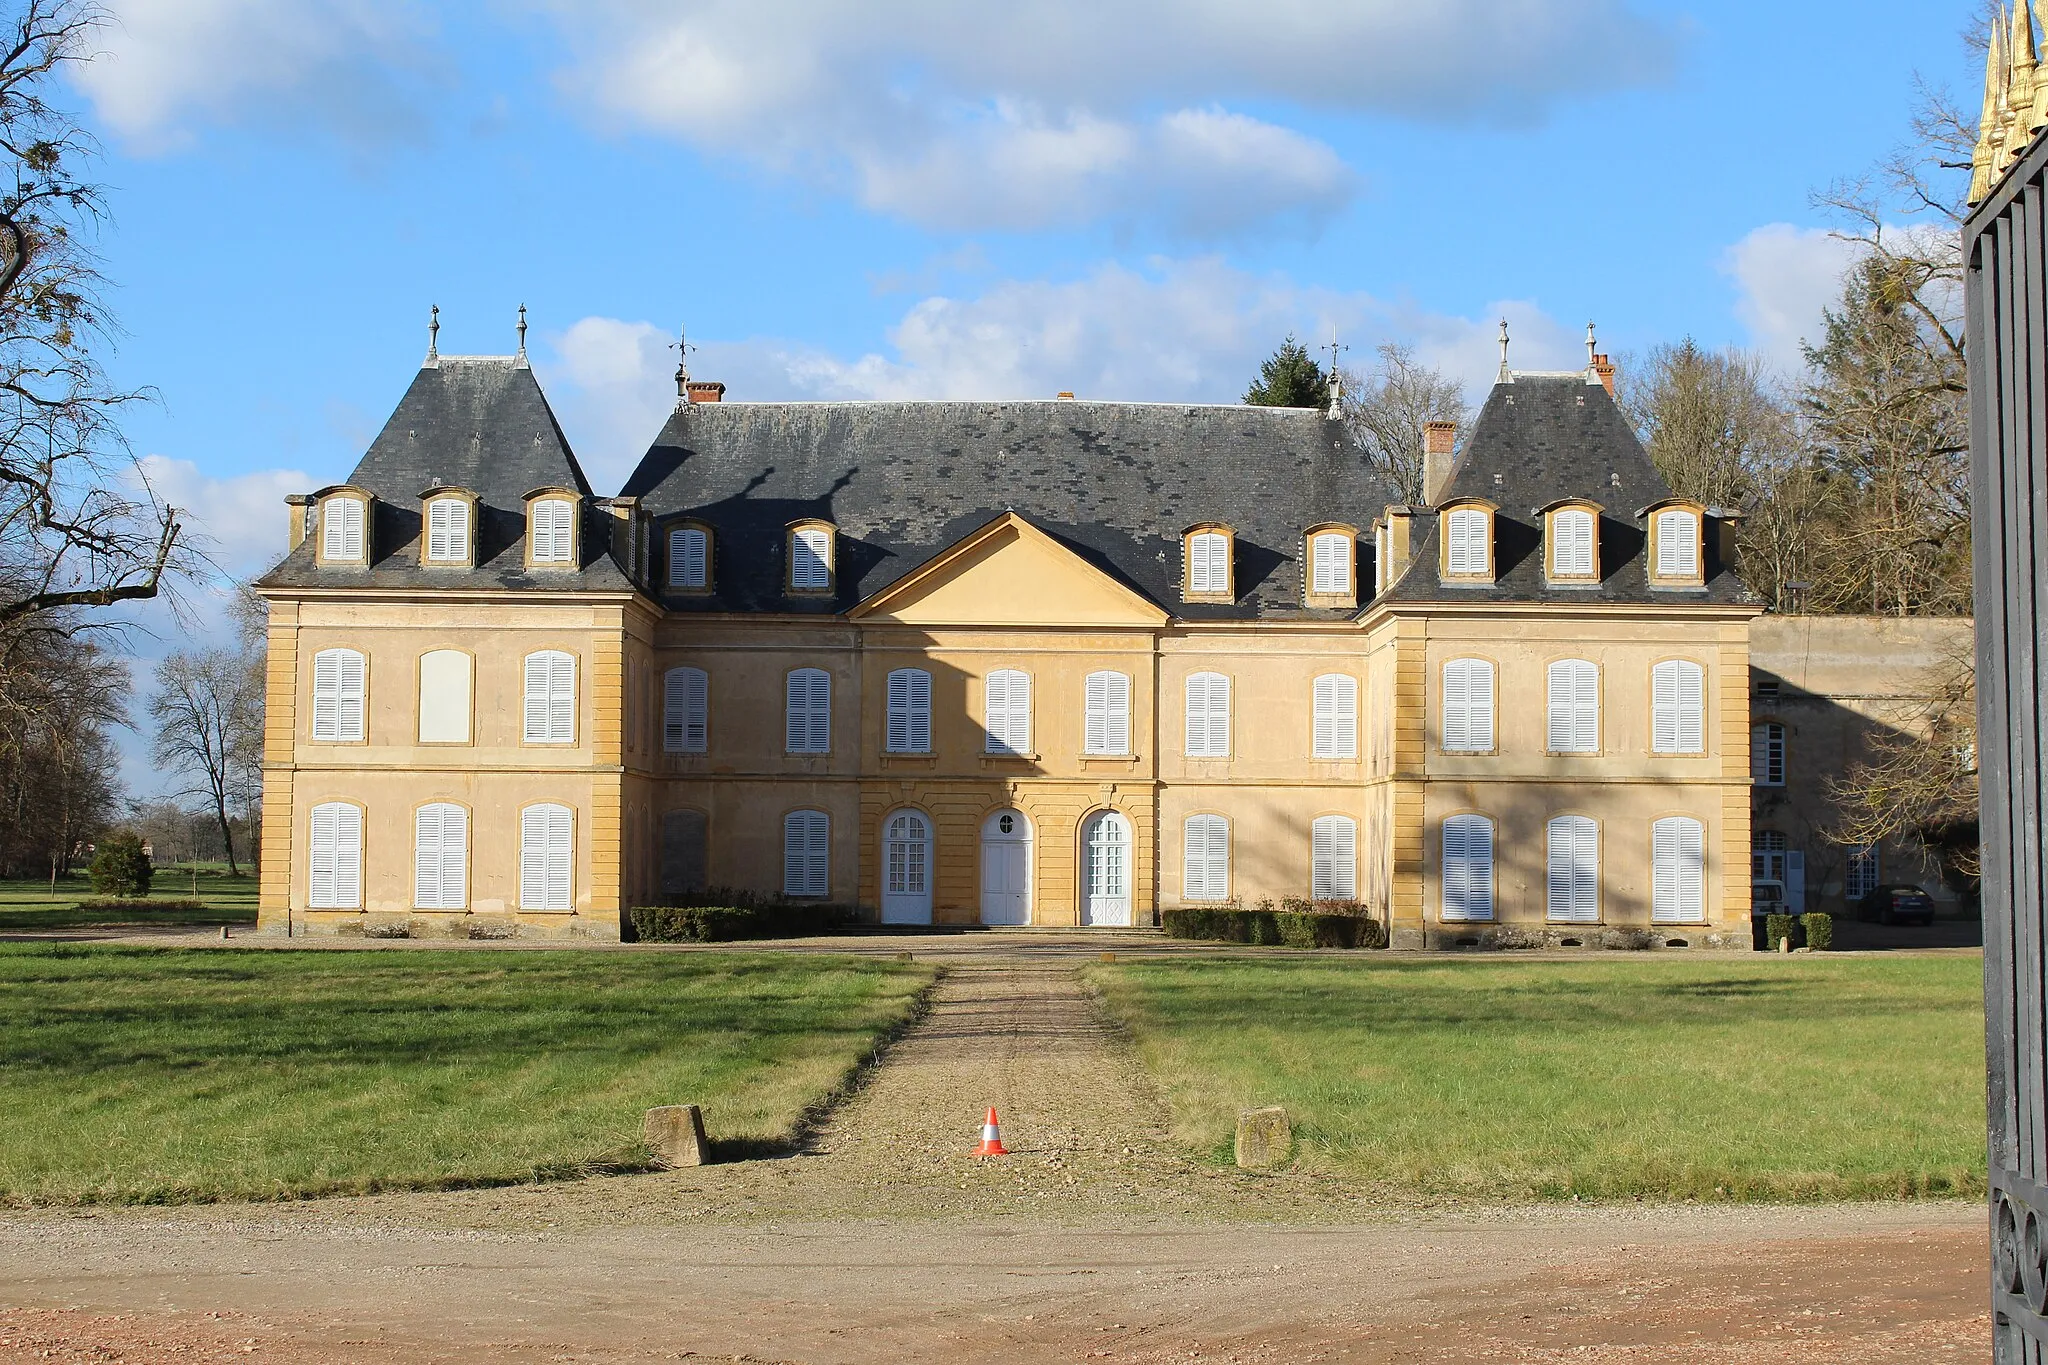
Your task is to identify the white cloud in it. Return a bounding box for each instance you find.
[541,0,1676,234]
[135,455,311,578]
[535,317,681,491]
[1722,223,1865,377]
[76,0,434,148]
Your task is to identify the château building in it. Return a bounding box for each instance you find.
[255,326,1760,948]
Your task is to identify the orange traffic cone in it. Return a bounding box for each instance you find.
[975,1107,1009,1157]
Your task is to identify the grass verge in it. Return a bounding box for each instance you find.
[0,945,933,1204]
[1089,954,1985,1201]
[0,871,257,929]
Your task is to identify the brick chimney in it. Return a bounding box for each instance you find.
[285,493,313,552]
[1422,421,1458,505]
[685,380,726,404]
[1591,354,1616,396]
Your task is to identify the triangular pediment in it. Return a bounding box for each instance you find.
[851,514,1169,627]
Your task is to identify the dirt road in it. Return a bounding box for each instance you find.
[0,958,1992,1363]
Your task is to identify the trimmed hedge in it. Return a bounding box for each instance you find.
[1801,911,1834,952]
[627,901,857,943]
[73,899,207,913]
[1764,913,1802,950]
[1162,903,1388,950]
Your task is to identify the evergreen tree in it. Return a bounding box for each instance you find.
[1244,335,1329,408]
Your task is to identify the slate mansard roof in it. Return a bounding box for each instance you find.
[620,400,1394,619]
[260,357,634,592]
[1380,373,1756,608]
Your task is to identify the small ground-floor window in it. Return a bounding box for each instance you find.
[1651,816,1706,923]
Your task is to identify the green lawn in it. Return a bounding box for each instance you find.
[0,868,258,930]
[1091,955,1986,1201]
[0,946,933,1204]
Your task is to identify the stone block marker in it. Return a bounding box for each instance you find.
[1235,1106,1292,1169]
[644,1104,709,1167]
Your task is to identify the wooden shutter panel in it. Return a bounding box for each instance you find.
[439,804,466,907]
[664,668,708,753]
[787,673,806,751]
[1443,816,1494,921]
[525,654,549,742]
[550,653,574,742]
[520,805,549,908]
[1312,535,1349,594]
[1313,675,1356,758]
[333,805,361,909]
[1657,510,1698,577]
[1185,673,1229,756]
[810,671,830,751]
[791,530,831,588]
[428,501,450,560]
[1677,662,1704,752]
[310,804,338,908]
[1184,816,1227,901]
[313,651,339,739]
[1652,662,1680,753]
[1443,662,1468,751]
[1549,661,1596,752]
[321,650,365,742]
[986,671,1029,754]
[887,670,911,752]
[1546,816,1598,923]
[1652,817,1705,923]
[784,811,828,897]
[670,528,707,587]
[1312,816,1357,900]
[908,670,930,752]
[1084,672,1109,753]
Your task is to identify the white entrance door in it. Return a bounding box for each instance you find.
[980,809,1032,926]
[881,810,932,925]
[1081,811,1133,927]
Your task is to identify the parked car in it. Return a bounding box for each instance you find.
[1856,883,1937,926]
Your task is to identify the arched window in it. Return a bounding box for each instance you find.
[1550,507,1595,578]
[1312,815,1357,901]
[785,668,831,753]
[1651,660,1706,754]
[1651,816,1706,923]
[1546,815,1599,923]
[1441,814,1495,922]
[1654,508,1701,579]
[1752,722,1786,786]
[1186,530,1231,596]
[519,803,573,910]
[529,498,576,564]
[1546,659,1599,753]
[425,498,470,563]
[1445,507,1491,578]
[523,650,576,744]
[984,669,1031,755]
[886,668,932,753]
[311,648,366,742]
[413,802,467,909]
[664,667,708,753]
[1083,671,1131,755]
[1312,674,1358,759]
[321,495,365,561]
[307,803,363,909]
[789,526,833,590]
[783,809,830,897]
[1184,671,1231,757]
[1183,814,1230,902]
[1310,532,1352,595]
[417,649,471,744]
[1442,658,1494,753]
[668,526,710,589]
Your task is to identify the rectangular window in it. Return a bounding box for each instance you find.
[519,804,573,910]
[322,497,364,560]
[791,528,832,589]
[664,667,709,753]
[1188,532,1230,595]
[417,649,472,744]
[530,499,575,564]
[1651,816,1706,923]
[786,668,831,753]
[1313,674,1358,759]
[1442,659,1495,752]
[1847,844,1881,900]
[1441,814,1495,922]
[1651,660,1706,754]
[1551,508,1594,577]
[1311,533,1351,595]
[984,669,1032,755]
[1184,672,1231,757]
[1312,815,1357,900]
[783,810,830,897]
[426,500,469,562]
[886,668,932,753]
[1546,659,1599,753]
[660,809,709,896]
[1752,723,1786,786]
[1655,509,1700,577]
[413,803,467,909]
[308,803,363,909]
[1084,671,1132,755]
[1446,508,1489,576]
[1183,814,1229,902]
[668,527,709,588]
[1546,815,1599,923]
[523,651,576,744]
[312,648,366,742]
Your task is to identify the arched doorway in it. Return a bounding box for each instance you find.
[881,809,932,925]
[980,809,1032,926]
[1080,810,1133,927]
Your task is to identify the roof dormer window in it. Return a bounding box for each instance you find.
[421,490,476,568]
[1304,525,1358,607]
[787,521,835,594]
[668,522,711,592]
[1644,501,1705,586]
[525,490,579,567]
[1440,501,1495,583]
[1542,501,1600,585]
[1183,525,1234,602]
[315,488,371,566]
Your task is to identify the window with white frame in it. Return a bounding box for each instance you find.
[785,668,831,753]
[1187,531,1230,595]
[425,499,469,563]
[1847,844,1881,900]
[985,669,1031,755]
[307,802,363,909]
[668,526,709,589]
[1083,671,1132,755]
[522,650,576,744]
[1551,507,1595,577]
[311,648,366,742]
[783,809,829,897]
[519,803,573,910]
[1654,508,1700,578]
[1651,659,1707,754]
[664,666,708,753]
[1445,508,1490,577]
[1753,829,1788,883]
[321,496,365,560]
[1651,815,1706,923]
[1752,722,1786,786]
[530,498,575,564]
[1312,815,1357,900]
[1184,671,1231,757]
[1441,814,1495,922]
[1442,658,1495,752]
[886,668,932,753]
[1545,815,1599,923]
[1183,814,1229,902]
[790,527,833,590]
[413,802,467,909]
[1312,674,1358,759]
[1546,659,1599,753]
[1310,532,1352,595]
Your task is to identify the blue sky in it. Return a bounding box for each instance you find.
[74,0,1978,795]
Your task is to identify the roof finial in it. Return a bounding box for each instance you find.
[426,304,439,363]
[672,323,693,399]
[1497,319,1512,384]
[1585,321,1598,368]
[1321,326,1349,415]
[515,304,528,362]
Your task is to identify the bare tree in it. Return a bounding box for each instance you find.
[1828,638,1979,882]
[1339,342,1468,504]
[0,622,123,876]
[148,646,261,876]
[1617,341,1795,510]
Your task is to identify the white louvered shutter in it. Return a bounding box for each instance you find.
[1185,673,1230,757]
[309,803,362,909]
[1656,510,1699,577]
[1652,660,1704,754]
[669,528,708,588]
[1311,534,1351,594]
[664,667,708,753]
[886,669,931,753]
[786,669,830,752]
[1553,508,1593,576]
[1084,671,1130,755]
[1547,660,1598,753]
[791,529,832,588]
[1183,815,1229,902]
[985,670,1030,754]
[312,650,339,739]
[1441,815,1494,922]
[524,652,575,743]
[1447,509,1489,576]
[1652,816,1705,923]
[414,803,466,909]
[1443,659,1493,752]
[1313,674,1357,759]
[520,804,572,910]
[530,499,574,563]
[1545,816,1598,923]
[783,810,829,897]
[1312,815,1357,900]
[323,498,364,559]
[1189,532,1229,594]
